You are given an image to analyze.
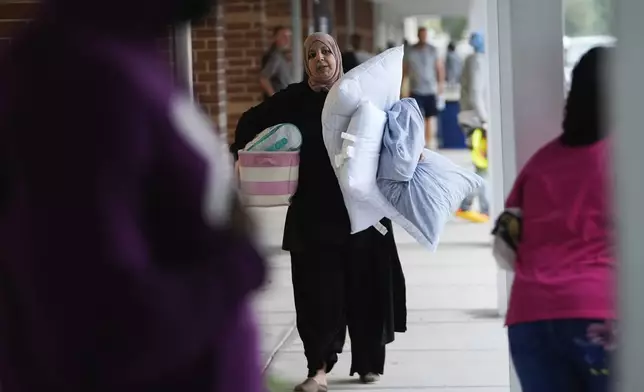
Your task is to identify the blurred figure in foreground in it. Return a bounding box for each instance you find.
[456,32,490,223]
[504,47,613,392]
[0,0,265,391]
[260,25,294,99]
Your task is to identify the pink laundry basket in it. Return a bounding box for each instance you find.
[237,151,299,207]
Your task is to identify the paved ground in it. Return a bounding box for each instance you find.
[249,151,511,392]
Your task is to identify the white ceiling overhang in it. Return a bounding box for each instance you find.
[371,0,474,18]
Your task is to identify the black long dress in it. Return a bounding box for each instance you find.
[231,81,407,377]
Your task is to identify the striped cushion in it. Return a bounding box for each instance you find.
[238,151,299,207]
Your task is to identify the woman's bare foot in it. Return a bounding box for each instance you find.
[312,368,327,387]
[294,368,328,392]
[293,378,327,392]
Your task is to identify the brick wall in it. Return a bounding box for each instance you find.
[192,3,227,133]
[0,0,376,144]
[328,0,374,52]
[223,0,268,142]
[333,0,348,50]
[355,0,374,51]
[222,0,310,142]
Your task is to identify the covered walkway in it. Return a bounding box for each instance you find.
[4,0,644,391]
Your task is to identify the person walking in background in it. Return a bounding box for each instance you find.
[342,33,373,73]
[403,27,445,148]
[0,0,266,391]
[456,127,490,222]
[260,25,294,99]
[504,47,613,392]
[445,42,463,86]
[232,32,407,392]
[456,32,490,223]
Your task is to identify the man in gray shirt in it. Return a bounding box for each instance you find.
[260,26,294,99]
[403,27,445,148]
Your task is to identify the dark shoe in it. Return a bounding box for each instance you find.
[359,373,380,384]
[293,378,328,392]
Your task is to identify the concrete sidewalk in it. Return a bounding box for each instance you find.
[249,205,511,392]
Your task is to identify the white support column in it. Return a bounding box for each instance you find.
[487,0,564,390]
[172,23,194,99]
[291,0,304,82]
[372,2,386,51]
[403,17,418,44]
[614,0,644,390]
[468,0,487,35]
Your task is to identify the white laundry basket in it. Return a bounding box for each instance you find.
[237,151,299,207]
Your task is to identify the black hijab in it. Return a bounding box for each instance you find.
[561,46,612,147]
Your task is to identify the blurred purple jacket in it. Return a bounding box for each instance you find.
[0,0,266,391]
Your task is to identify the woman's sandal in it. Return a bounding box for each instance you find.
[293,378,328,392]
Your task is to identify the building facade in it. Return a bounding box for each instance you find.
[0,0,375,142]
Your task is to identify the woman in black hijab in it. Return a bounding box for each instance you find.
[231,33,407,392]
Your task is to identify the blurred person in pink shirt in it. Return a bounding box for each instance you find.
[504,47,614,392]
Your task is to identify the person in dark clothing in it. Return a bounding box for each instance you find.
[445,42,463,85]
[231,32,407,392]
[341,33,373,73]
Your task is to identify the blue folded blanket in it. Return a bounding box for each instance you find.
[377,99,483,250]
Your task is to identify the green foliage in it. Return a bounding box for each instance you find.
[266,375,290,392]
[564,0,613,36]
[441,17,469,40]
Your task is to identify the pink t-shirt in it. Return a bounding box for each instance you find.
[505,138,615,326]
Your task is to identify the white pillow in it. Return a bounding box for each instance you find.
[322,46,404,233]
[336,101,400,233]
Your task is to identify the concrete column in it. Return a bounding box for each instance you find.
[372,2,387,51]
[487,0,564,390]
[291,0,304,82]
[404,17,418,44]
[346,0,355,45]
[468,0,488,35]
[172,23,194,99]
[614,0,644,390]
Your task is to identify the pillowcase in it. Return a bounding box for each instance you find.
[322,46,404,233]
[378,98,425,182]
[377,149,484,250]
